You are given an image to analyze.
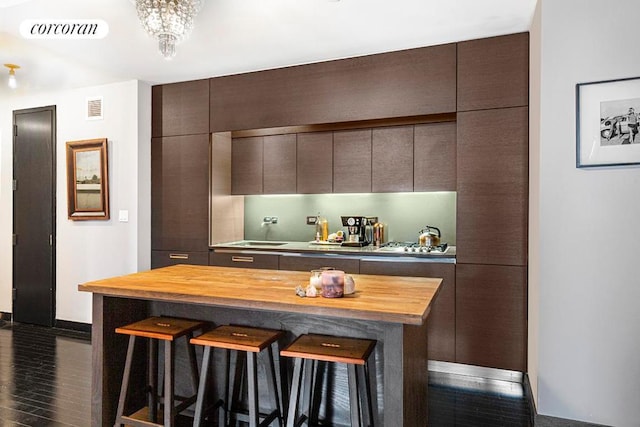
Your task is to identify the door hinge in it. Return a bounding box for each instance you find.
[12,288,16,300]
[13,124,17,137]
[12,179,17,191]
[49,234,53,246]
[12,234,17,246]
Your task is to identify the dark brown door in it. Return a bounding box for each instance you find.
[13,106,56,326]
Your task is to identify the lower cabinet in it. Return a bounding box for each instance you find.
[279,254,360,274]
[151,250,209,269]
[359,259,456,363]
[455,263,527,372]
[209,251,279,270]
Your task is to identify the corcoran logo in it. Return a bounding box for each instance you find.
[20,19,109,39]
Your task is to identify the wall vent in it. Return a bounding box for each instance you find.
[86,96,103,120]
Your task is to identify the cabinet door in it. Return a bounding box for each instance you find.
[359,260,455,362]
[456,107,528,266]
[263,134,297,194]
[209,252,279,270]
[279,255,360,274]
[297,132,333,194]
[455,264,526,372]
[151,250,209,269]
[210,43,456,132]
[372,126,414,192]
[231,136,263,195]
[152,79,210,137]
[414,122,456,191]
[457,32,529,111]
[151,134,210,251]
[333,129,372,193]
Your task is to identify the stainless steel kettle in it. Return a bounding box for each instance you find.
[418,226,441,247]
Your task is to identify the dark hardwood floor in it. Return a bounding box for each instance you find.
[0,320,532,426]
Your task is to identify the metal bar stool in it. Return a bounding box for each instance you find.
[190,325,285,427]
[114,316,205,427]
[280,334,376,427]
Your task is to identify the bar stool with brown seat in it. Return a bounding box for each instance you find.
[280,334,376,427]
[190,325,285,427]
[114,316,205,427]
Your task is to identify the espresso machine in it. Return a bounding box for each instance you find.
[341,216,371,247]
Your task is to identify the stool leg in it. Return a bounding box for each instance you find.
[164,340,176,427]
[247,351,259,427]
[347,364,361,427]
[302,359,314,425]
[286,358,304,427]
[222,349,230,427]
[114,335,136,427]
[186,331,200,393]
[357,363,374,427]
[264,345,283,426]
[193,346,212,427]
[149,338,158,424]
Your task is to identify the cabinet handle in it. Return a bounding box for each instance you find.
[169,253,189,260]
[232,256,254,263]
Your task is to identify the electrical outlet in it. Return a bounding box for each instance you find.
[307,216,318,225]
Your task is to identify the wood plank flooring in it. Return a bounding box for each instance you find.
[0,320,533,426]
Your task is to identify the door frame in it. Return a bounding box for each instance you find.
[12,105,57,326]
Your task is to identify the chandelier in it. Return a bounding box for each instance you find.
[134,0,203,59]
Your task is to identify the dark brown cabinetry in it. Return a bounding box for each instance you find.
[152,79,210,137]
[210,43,456,132]
[297,132,333,194]
[231,136,263,195]
[414,122,457,191]
[151,134,210,259]
[151,251,210,269]
[372,126,414,192]
[455,264,527,372]
[263,134,297,194]
[209,252,279,270]
[457,33,529,112]
[456,107,528,266]
[359,259,456,363]
[333,129,372,193]
[279,254,360,274]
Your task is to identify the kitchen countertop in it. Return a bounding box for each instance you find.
[78,264,442,325]
[211,240,457,260]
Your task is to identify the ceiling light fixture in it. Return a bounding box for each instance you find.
[134,0,203,60]
[4,64,20,89]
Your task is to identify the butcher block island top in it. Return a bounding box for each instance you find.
[78,264,442,325]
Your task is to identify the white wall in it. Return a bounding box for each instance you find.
[534,1,640,425]
[0,80,151,323]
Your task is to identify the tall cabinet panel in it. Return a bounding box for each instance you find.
[152,79,210,137]
[151,134,210,254]
[456,107,529,266]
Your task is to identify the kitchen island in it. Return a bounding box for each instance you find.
[79,264,442,427]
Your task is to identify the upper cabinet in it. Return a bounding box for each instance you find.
[414,122,457,191]
[263,134,297,194]
[372,126,414,193]
[333,129,372,193]
[231,136,263,195]
[297,132,333,194]
[457,32,529,111]
[152,79,210,137]
[210,44,456,132]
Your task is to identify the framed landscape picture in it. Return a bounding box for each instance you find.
[66,138,110,220]
[576,76,640,167]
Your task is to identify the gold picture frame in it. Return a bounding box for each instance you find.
[66,138,109,220]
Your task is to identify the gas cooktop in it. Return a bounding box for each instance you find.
[376,241,450,255]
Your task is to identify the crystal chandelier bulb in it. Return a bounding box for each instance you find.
[135,0,203,59]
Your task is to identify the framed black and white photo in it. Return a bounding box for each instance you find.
[576,76,640,168]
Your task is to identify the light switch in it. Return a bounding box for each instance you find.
[118,210,129,222]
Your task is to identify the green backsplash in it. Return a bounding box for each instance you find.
[244,192,456,244]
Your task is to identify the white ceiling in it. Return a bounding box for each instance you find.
[0,0,537,98]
